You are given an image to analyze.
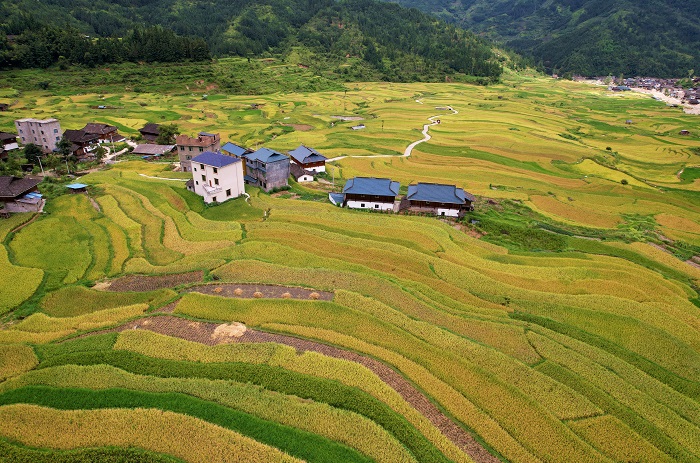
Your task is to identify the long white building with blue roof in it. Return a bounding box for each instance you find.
[404,182,475,217]
[339,177,400,211]
[188,151,245,204]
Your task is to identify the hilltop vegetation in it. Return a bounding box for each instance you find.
[0,0,502,82]
[0,73,699,462]
[385,0,700,77]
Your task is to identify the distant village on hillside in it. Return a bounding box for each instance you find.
[0,117,476,219]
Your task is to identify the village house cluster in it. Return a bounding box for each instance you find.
[1,116,477,220]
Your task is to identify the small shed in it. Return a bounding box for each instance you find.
[290,163,315,183]
[350,124,366,130]
[625,120,633,125]
[680,130,691,136]
[66,183,88,193]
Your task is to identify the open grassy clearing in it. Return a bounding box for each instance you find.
[0,72,699,462]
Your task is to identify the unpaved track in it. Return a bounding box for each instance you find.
[326,106,458,162]
[93,313,499,463]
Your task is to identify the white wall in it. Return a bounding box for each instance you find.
[437,208,459,217]
[192,160,245,204]
[310,165,326,173]
[297,174,314,182]
[4,142,18,151]
[346,200,394,211]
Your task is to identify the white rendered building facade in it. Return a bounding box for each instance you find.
[191,151,245,204]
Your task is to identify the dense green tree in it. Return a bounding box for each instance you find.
[156,124,180,145]
[23,143,43,165]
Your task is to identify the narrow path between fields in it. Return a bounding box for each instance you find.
[326,106,458,162]
[90,313,499,463]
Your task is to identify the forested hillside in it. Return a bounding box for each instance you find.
[384,0,700,77]
[0,0,502,82]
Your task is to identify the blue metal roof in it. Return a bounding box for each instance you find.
[192,151,240,168]
[66,183,88,189]
[342,177,400,197]
[246,147,288,164]
[289,145,327,164]
[406,183,475,205]
[221,142,247,157]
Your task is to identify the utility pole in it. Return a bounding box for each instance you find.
[37,156,44,175]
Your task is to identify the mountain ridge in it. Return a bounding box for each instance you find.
[384,0,700,77]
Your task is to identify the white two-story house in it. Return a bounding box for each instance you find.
[188,151,245,204]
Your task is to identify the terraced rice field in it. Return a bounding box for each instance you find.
[0,73,699,462]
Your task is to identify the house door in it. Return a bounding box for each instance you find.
[209,180,212,186]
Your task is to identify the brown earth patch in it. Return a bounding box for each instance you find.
[183,283,333,301]
[105,271,204,292]
[282,123,314,131]
[80,313,498,462]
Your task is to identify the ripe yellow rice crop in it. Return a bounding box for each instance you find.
[4,364,418,463]
[0,344,37,381]
[0,404,303,463]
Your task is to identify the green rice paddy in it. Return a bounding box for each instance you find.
[0,69,699,463]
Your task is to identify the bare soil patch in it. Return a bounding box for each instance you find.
[105,271,204,292]
[282,123,314,131]
[183,283,333,301]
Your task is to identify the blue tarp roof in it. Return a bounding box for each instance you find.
[289,145,327,164]
[221,142,248,157]
[24,192,42,198]
[328,193,344,206]
[342,177,400,197]
[406,183,475,204]
[246,147,288,164]
[192,151,240,168]
[66,183,88,189]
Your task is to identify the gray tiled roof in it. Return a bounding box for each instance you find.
[132,144,175,155]
[0,176,41,199]
[192,151,241,168]
[342,177,400,197]
[406,183,475,204]
[289,145,327,164]
[246,147,288,163]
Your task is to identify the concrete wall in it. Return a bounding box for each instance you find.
[15,119,62,152]
[192,161,245,204]
[346,200,394,211]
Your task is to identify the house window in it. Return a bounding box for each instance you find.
[43,138,46,142]
[180,146,185,151]
[54,129,58,133]
[214,178,219,185]
[200,164,204,169]
[213,167,218,174]
[226,189,231,197]
[195,181,199,185]
[199,147,203,152]
[19,130,22,134]
[21,137,25,141]
[201,175,206,181]
[186,156,191,160]
[193,167,197,172]
[32,130,35,134]
[375,204,379,209]
[188,147,192,151]
[55,136,59,141]
[40,130,44,135]
[212,196,217,202]
[361,203,366,208]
